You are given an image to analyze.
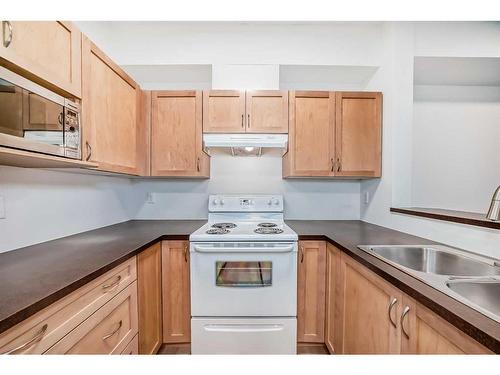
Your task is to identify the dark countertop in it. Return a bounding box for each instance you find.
[0,219,499,352]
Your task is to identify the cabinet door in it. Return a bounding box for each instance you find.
[401,296,491,354]
[162,241,191,343]
[325,243,341,354]
[137,243,162,354]
[202,90,245,133]
[335,92,382,177]
[245,90,288,133]
[82,37,141,175]
[339,254,401,354]
[151,91,209,177]
[283,91,335,177]
[0,21,81,98]
[297,240,326,343]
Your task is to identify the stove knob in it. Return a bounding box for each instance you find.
[212,198,219,205]
[273,198,280,205]
[220,199,225,206]
[267,199,273,206]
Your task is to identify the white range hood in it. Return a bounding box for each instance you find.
[203,133,288,156]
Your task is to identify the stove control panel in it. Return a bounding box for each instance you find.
[209,195,283,212]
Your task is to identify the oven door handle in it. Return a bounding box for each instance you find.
[203,324,284,333]
[192,244,296,253]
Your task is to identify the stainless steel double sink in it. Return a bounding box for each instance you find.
[357,245,500,323]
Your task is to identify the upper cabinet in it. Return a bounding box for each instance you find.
[245,90,288,133]
[81,36,147,175]
[283,90,382,178]
[203,90,246,133]
[0,21,82,98]
[283,91,336,177]
[335,92,382,177]
[203,90,288,134]
[151,90,209,177]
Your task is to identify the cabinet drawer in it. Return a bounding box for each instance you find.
[46,282,138,354]
[0,257,136,354]
[121,334,139,355]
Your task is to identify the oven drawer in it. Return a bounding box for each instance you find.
[191,317,297,354]
[190,243,297,317]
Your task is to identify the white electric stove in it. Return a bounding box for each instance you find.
[189,194,298,354]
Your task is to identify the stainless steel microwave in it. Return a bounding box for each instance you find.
[0,66,81,159]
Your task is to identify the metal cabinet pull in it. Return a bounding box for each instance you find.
[241,114,244,128]
[85,141,92,161]
[388,298,398,328]
[102,320,122,340]
[336,157,341,172]
[196,157,200,172]
[300,247,304,263]
[184,246,188,262]
[2,324,48,354]
[2,21,13,48]
[247,114,250,128]
[330,158,334,172]
[102,275,121,293]
[401,306,411,339]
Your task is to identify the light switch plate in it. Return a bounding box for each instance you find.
[0,196,5,219]
[146,192,155,204]
[364,191,370,204]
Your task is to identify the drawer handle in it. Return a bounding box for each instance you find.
[102,320,123,340]
[102,275,122,293]
[2,324,48,355]
[2,21,13,48]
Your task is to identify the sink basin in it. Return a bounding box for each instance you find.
[361,246,500,277]
[447,280,500,318]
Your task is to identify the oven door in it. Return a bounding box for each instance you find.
[190,242,297,317]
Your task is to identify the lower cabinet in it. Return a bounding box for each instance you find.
[325,243,492,354]
[162,240,191,343]
[137,243,163,354]
[297,240,326,343]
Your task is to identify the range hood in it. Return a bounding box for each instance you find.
[203,133,288,156]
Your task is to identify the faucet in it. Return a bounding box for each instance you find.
[486,185,500,221]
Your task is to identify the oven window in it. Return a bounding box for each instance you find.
[216,261,272,287]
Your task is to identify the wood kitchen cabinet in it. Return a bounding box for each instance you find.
[335,92,382,177]
[137,243,163,354]
[203,90,288,133]
[283,91,382,178]
[297,240,326,343]
[0,21,82,98]
[162,241,191,343]
[325,242,341,353]
[283,91,336,177]
[151,90,210,177]
[400,296,491,354]
[82,36,146,175]
[336,252,402,354]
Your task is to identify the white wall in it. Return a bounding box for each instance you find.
[0,167,139,253]
[133,150,361,220]
[361,22,500,258]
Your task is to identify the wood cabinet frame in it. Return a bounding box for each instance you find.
[202,90,246,133]
[245,90,288,133]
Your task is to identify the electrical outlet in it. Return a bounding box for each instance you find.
[146,192,156,204]
[364,191,370,204]
[0,196,5,219]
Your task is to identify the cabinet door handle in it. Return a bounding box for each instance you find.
[196,157,200,172]
[1,324,48,354]
[388,298,398,328]
[330,158,334,172]
[102,320,122,340]
[401,306,411,339]
[85,141,92,161]
[2,21,13,48]
[247,114,250,128]
[300,247,304,263]
[337,157,341,172]
[241,114,244,128]
[184,245,188,262]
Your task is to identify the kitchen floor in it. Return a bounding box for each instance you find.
[157,343,330,355]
